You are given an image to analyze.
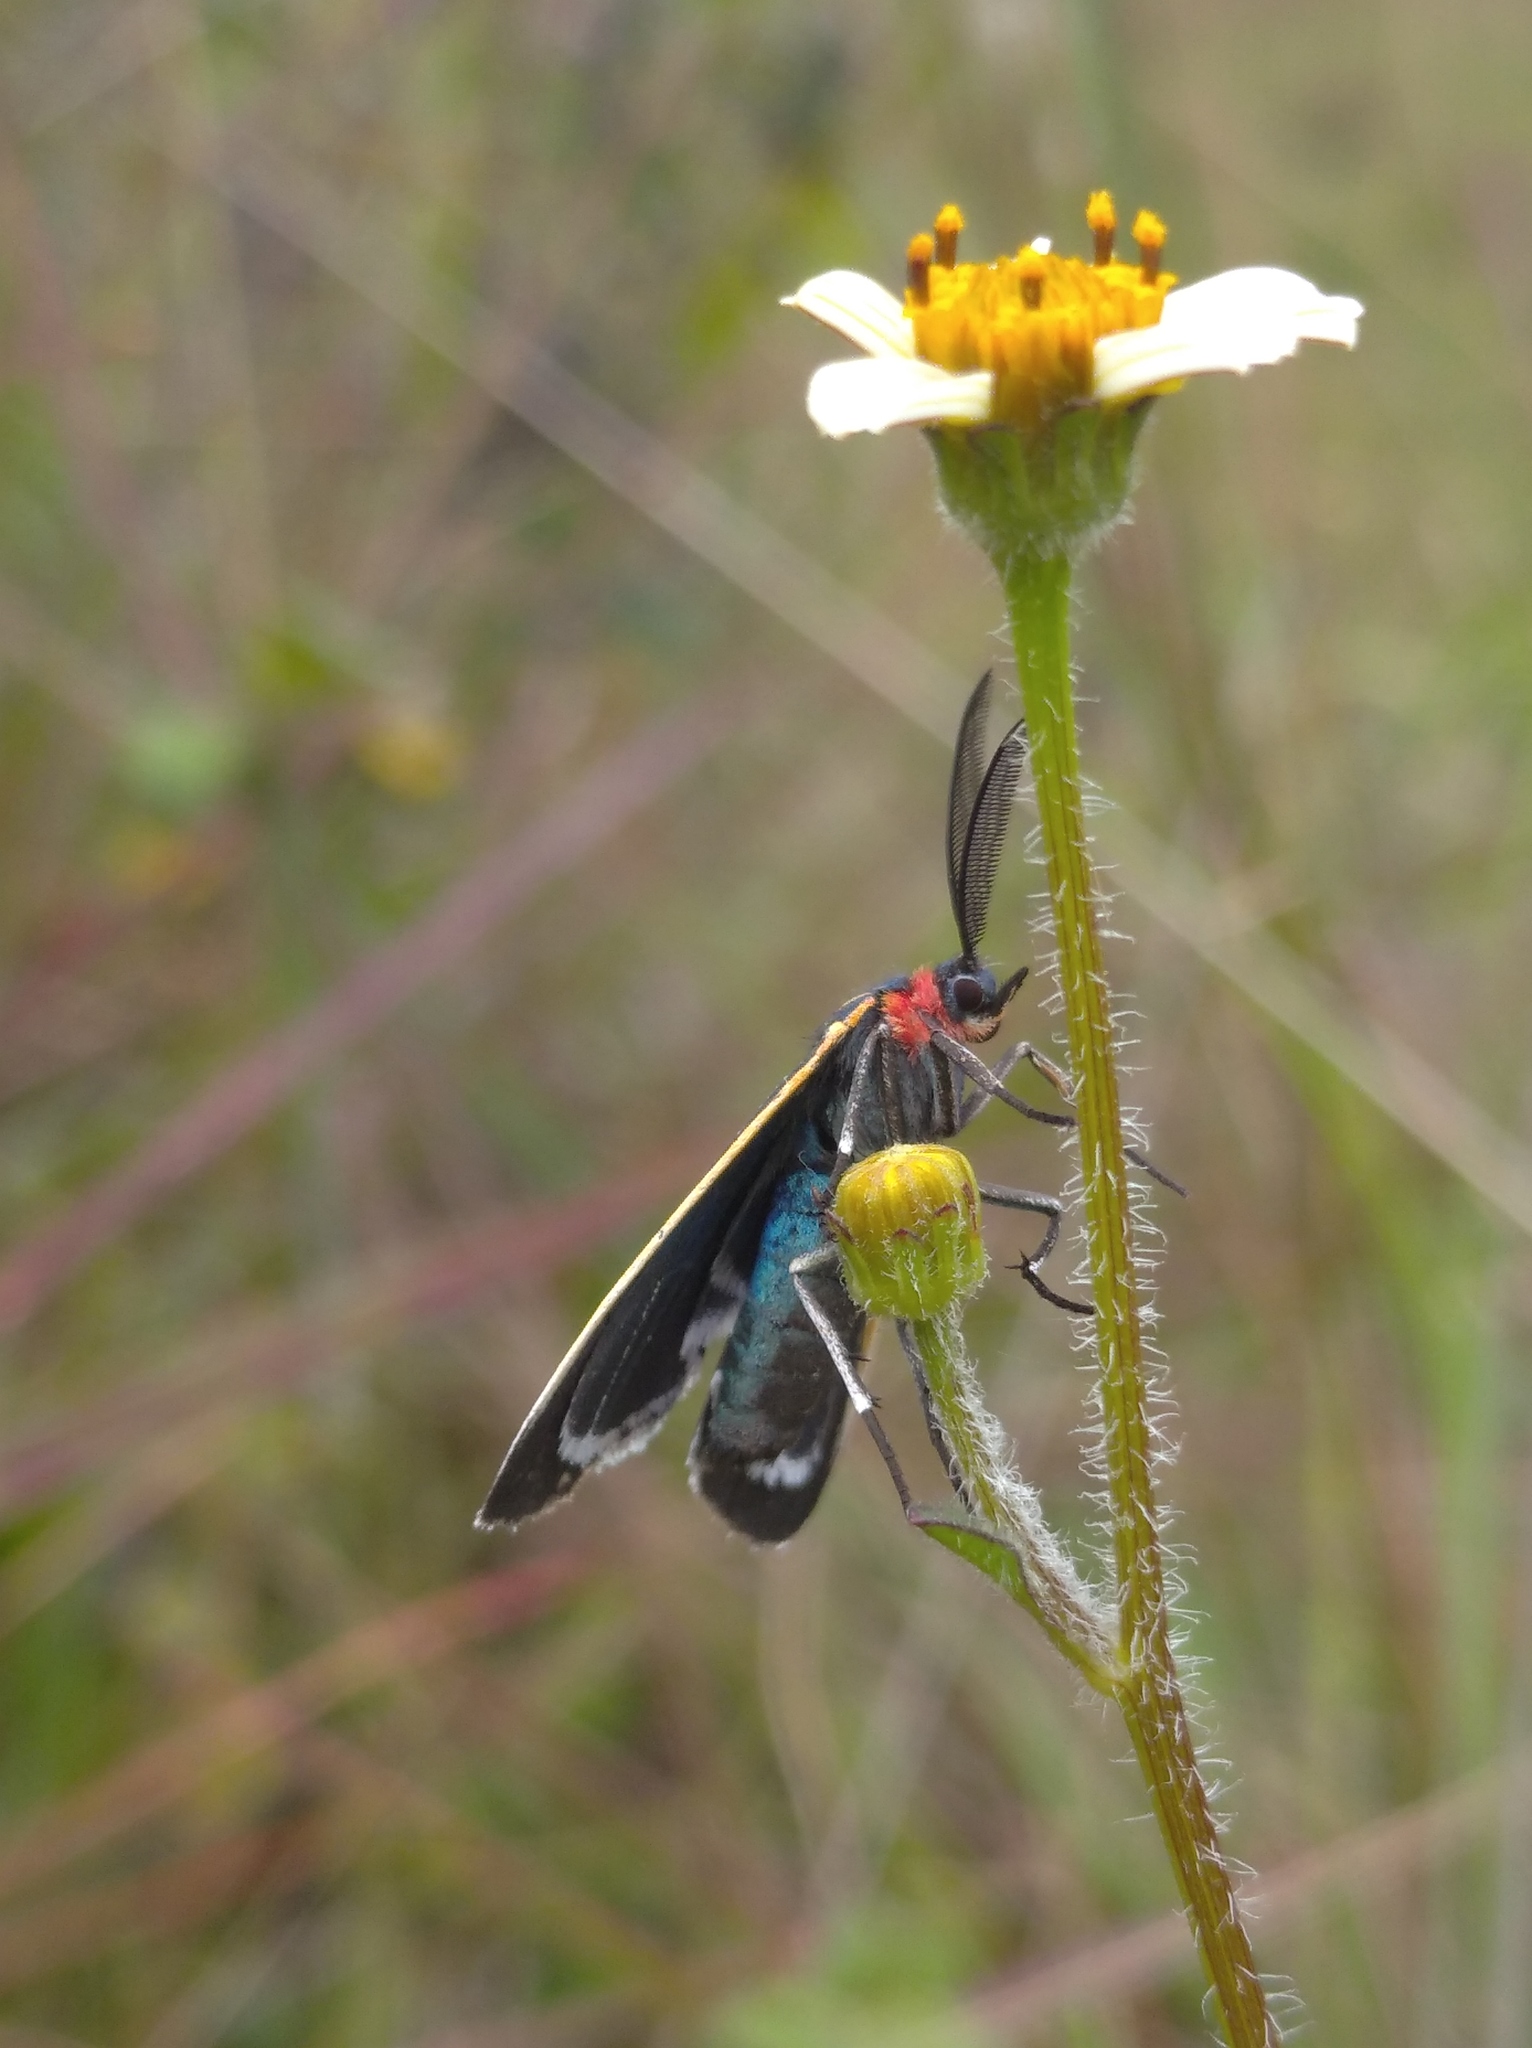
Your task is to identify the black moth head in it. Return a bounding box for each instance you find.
[941,670,1029,1028]
[931,956,1029,1040]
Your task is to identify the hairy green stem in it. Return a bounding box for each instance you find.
[903,1312,1118,1695]
[1003,553,1275,2048]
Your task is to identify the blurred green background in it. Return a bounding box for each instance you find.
[0,1,1528,2042]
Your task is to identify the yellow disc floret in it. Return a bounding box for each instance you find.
[933,203,964,269]
[906,232,935,307]
[1085,188,1117,265]
[1132,209,1167,285]
[903,193,1176,425]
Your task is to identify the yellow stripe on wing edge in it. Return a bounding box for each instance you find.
[516,998,878,1432]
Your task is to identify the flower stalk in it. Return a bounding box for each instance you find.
[1000,541,1275,2047]
[898,1308,1118,1694]
[829,1145,1117,1692]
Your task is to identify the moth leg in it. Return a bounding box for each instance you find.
[977,1181,1065,1267]
[957,1040,1073,1129]
[826,1024,885,1197]
[932,1028,1074,1130]
[938,1028,1187,1196]
[1130,1148,1188,1198]
[895,1319,970,1509]
[791,1245,914,1513]
[955,1038,1018,1128]
[986,1039,1028,1085]
[978,1182,1095,1316]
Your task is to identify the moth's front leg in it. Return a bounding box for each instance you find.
[956,1039,1074,1130]
[943,1029,1186,1196]
[934,1029,1075,1131]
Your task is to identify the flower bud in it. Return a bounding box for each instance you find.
[828,1144,986,1321]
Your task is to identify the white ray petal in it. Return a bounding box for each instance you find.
[1158,266,1363,343]
[806,357,994,438]
[781,270,916,360]
[1092,267,1363,403]
[1090,331,1292,401]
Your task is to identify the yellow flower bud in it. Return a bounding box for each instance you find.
[828,1144,986,1321]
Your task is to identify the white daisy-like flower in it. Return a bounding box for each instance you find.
[784,194,1362,439]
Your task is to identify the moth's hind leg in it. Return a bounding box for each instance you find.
[978,1182,1095,1317]
[791,1245,915,1513]
[895,1319,972,1511]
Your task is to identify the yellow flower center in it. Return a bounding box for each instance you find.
[903,193,1176,425]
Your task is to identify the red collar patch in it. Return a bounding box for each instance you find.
[882,966,946,1050]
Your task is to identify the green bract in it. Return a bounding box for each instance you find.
[925,400,1153,568]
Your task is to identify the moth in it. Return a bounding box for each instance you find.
[479,673,1121,1543]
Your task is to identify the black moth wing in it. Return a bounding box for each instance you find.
[953,715,1027,962]
[476,1007,871,1530]
[946,669,996,952]
[690,1277,862,1545]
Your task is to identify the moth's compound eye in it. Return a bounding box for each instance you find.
[950,973,987,1014]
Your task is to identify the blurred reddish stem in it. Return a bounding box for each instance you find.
[0,1724,669,2000]
[0,1555,578,1908]
[0,1818,323,1997]
[0,1723,670,2001]
[0,702,731,1338]
[0,1139,719,1519]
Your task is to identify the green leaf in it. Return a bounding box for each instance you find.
[908,1507,1034,1607]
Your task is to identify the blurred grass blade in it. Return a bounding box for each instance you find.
[191,140,960,739]
[0,702,730,1336]
[1106,807,1532,1238]
[0,1821,322,1998]
[0,1140,719,1522]
[0,1558,578,1906]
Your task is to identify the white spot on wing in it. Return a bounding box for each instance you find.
[746,1447,822,1490]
